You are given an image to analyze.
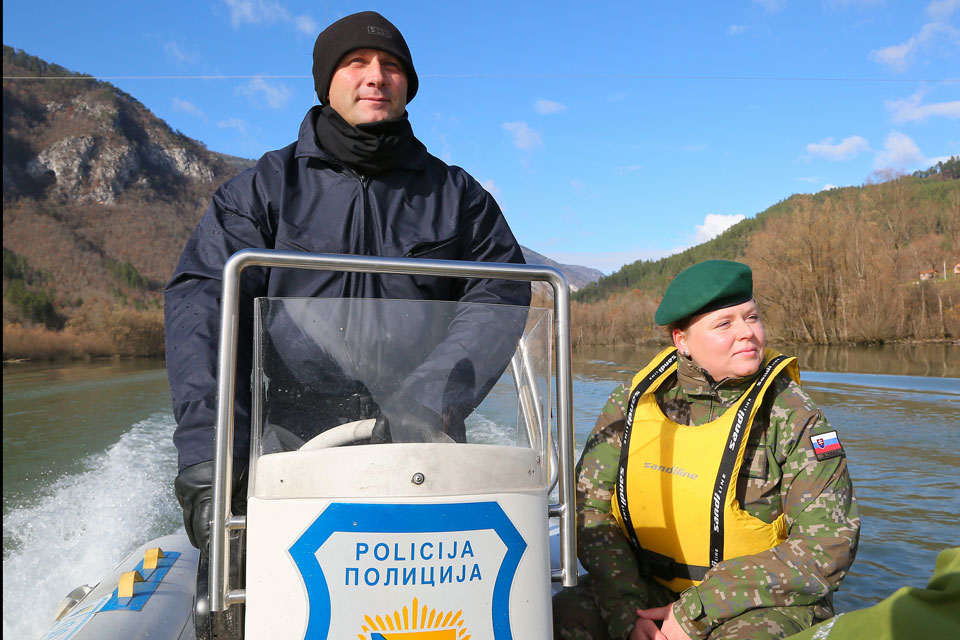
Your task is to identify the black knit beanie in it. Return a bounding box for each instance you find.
[312,11,418,105]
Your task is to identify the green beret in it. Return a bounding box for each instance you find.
[655,260,753,326]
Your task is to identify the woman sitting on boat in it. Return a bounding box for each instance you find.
[553,260,860,640]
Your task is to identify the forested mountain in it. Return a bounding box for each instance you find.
[2,46,599,358]
[3,46,254,341]
[572,164,960,345]
[4,42,956,353]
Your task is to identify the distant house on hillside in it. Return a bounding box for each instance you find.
[918,269,937,281]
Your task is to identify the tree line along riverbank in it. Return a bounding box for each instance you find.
[5,47,958,361]
[571,169,959,347]
[3,286,957,363]
[4,169,959,361]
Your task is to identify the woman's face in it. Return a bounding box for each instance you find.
[673,299,766,382]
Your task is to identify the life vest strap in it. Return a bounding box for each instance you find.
[639,547,709,583]
[617,349,679,556]
[614,349,796,591]
[708,354,788,567]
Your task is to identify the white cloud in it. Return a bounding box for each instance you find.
[826,0,885,8]
[218,118,250,133]
[806,135,871,160]
[432,112,461,125]
[236,77,292,109]
[222,0,317,35]
[224,0,271,26]
[874,131,926,169]
[535,99,568,115]
[869,41,916,72]
[926,0,960,21]
[172,98,206,120]
[502,121,542,151]
[727,24,748,36]
[925,154,956,166]
[224,0,285,26]
[294,15,319,35]
[480,179,502,203]
[753,0,787,12]
[164,42,198,64]
[820,183,839,191]
[869,21,960,72]
[886,92,960,122]
[694,213,746,244]
[430,129,453,163]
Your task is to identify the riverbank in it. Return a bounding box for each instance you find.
[6,326,959,384]
[575,343,960,378]
[4,317,959,364]
[2,314,164,361]
[566,287,960,348]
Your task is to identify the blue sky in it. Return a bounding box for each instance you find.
[4,1,959,274]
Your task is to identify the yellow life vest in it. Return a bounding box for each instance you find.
[611,347,800,592]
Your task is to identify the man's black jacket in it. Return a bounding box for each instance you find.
[164,107,530,471]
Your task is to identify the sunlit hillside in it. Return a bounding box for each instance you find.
[572,162,960,345]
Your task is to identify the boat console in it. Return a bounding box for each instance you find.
[44,251,577,640]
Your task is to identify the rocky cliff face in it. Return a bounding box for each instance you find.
[5,68,223,206]
[2,46,254,325]
[23,129,214,205]
[2,46,600,331]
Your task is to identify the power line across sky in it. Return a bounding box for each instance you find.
[5,73,956,83]
[3,0,959,274]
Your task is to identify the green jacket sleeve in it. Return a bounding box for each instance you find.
[781,547,960,640]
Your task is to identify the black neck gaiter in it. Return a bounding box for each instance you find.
[314,104,427,174]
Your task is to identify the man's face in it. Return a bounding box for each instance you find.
[327,48,408,126]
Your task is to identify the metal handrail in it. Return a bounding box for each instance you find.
[509,334,559,492]
[210,249,578,612]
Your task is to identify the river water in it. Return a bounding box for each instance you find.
[3,345,959,639]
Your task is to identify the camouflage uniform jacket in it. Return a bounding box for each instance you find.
[575,352,860,639]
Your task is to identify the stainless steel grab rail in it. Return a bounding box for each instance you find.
[509,334,559,492]
[210,249,578,612]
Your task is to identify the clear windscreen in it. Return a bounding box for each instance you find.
[250,297,551,458]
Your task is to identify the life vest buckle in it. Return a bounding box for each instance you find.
[638,547,708,582]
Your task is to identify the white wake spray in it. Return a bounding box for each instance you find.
[2,412,181,640]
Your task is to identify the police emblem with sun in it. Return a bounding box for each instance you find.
[358,597,471,639]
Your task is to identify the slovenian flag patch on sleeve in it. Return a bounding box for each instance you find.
[810,430,844,461]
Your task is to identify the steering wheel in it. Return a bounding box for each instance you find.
[299,419,377,450]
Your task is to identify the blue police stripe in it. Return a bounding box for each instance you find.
[100,552,181,612]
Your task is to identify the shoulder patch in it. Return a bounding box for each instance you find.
[810,430,845,461]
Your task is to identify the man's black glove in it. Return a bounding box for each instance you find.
[174,460,247,558]
[371,394,452,444]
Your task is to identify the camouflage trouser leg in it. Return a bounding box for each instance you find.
[551,575,675,640]
[552,577,613,640]
[709,606,818,640]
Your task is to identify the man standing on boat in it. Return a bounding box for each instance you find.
[164,11,530,557]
